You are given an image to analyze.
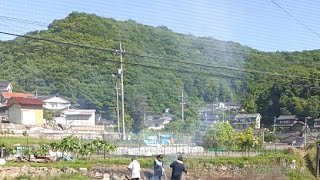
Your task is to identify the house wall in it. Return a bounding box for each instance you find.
[255,116,261,129]
[8,104,22,124]
[43,97,71,110]
[65,113,95,126]
[8,105,44,125]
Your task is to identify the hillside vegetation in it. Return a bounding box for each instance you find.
[0,12,319,130]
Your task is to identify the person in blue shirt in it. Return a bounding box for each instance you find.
[153,155,165,180]
[170,156,188,180]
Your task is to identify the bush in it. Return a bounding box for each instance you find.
[264,132,276,143]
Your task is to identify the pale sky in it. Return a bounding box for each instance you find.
[0,0,319,51]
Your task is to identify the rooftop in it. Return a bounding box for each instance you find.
[277,115,297,120]
[0,81,10,88]
[235,113,261,119]
[7,97,43,107]
[2,92,34,99]
[62,109,96,115]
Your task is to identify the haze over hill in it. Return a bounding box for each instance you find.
[0,12,319,131]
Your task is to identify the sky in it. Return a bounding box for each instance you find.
[0,0,319,52]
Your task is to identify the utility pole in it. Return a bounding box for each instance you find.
[180,90,185,121]
[273,116,276,134]
[305,116,311,147]
[116,43,126,140]
[115,83,120,134]
[205,104,208,122]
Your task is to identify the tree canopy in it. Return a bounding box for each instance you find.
[0,12,319,130]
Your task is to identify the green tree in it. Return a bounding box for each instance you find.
[43,109,54,125]
[204,122,235,150]
[236,127,259,156]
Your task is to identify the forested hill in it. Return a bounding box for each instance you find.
[0,12,319,130]
[0,12,250,130]
[244,50,320,124]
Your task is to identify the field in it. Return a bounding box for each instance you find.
[0,136,317,179]
[0,136,56,146]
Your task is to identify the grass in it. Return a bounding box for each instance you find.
[0,136,56,146]
[4,152,302,169]
[185,151,304,168]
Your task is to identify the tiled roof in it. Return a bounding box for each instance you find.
[2,92,34,99]
[7,97,43,107]
[235,113,261,119]
[277,115,297,120]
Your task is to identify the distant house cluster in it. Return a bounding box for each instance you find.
[198,102,261,131]
[0,81,96,129]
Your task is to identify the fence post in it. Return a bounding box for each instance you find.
[316,144,320,178]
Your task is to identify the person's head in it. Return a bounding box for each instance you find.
[131,156,137,161]
[156,155,163,161]
[177,156,183,161]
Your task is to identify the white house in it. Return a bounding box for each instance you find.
[40,95,71,111]
[55,109,96,127]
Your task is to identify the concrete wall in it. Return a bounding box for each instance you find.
[66,114,95,126]
[8,104,22,124]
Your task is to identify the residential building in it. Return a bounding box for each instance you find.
[54,109,96,127]
[39,95,71,111]
[279,133,304,148]
[273,115,304,133]
[313,119,320,130]
[199,112,220,126]
[7,97,44,125]
[0,81,12,93]
[274,115,298,127]
[225,102,241,110]
[0,92,35,123]
[104,120,116,128]
[146,114,173,130]
[233,113,261,130]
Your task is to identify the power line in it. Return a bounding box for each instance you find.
[0,31,116,53]
[1,30,320,83]
[125,52,320,82]
[269,0,320,39]
[0,16,48,27]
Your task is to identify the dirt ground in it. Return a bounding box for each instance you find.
[91,165,288,180]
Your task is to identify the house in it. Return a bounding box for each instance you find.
[274,115,298,127]
[199,112,220,126]
[147,114,173,130]
[104,120,117,128]
[313,119,320,131]
[39,95,71,111]
[199,112,220,121]
[233,113,261,130]
[225,102,241,110]
[7,97,44,125]
[0,81,12,93]
[279,133,304,148]
[273,115,303,133]
[54,109,96,127]
[0,92,35,123]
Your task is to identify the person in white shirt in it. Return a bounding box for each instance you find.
[128,156,141,180]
